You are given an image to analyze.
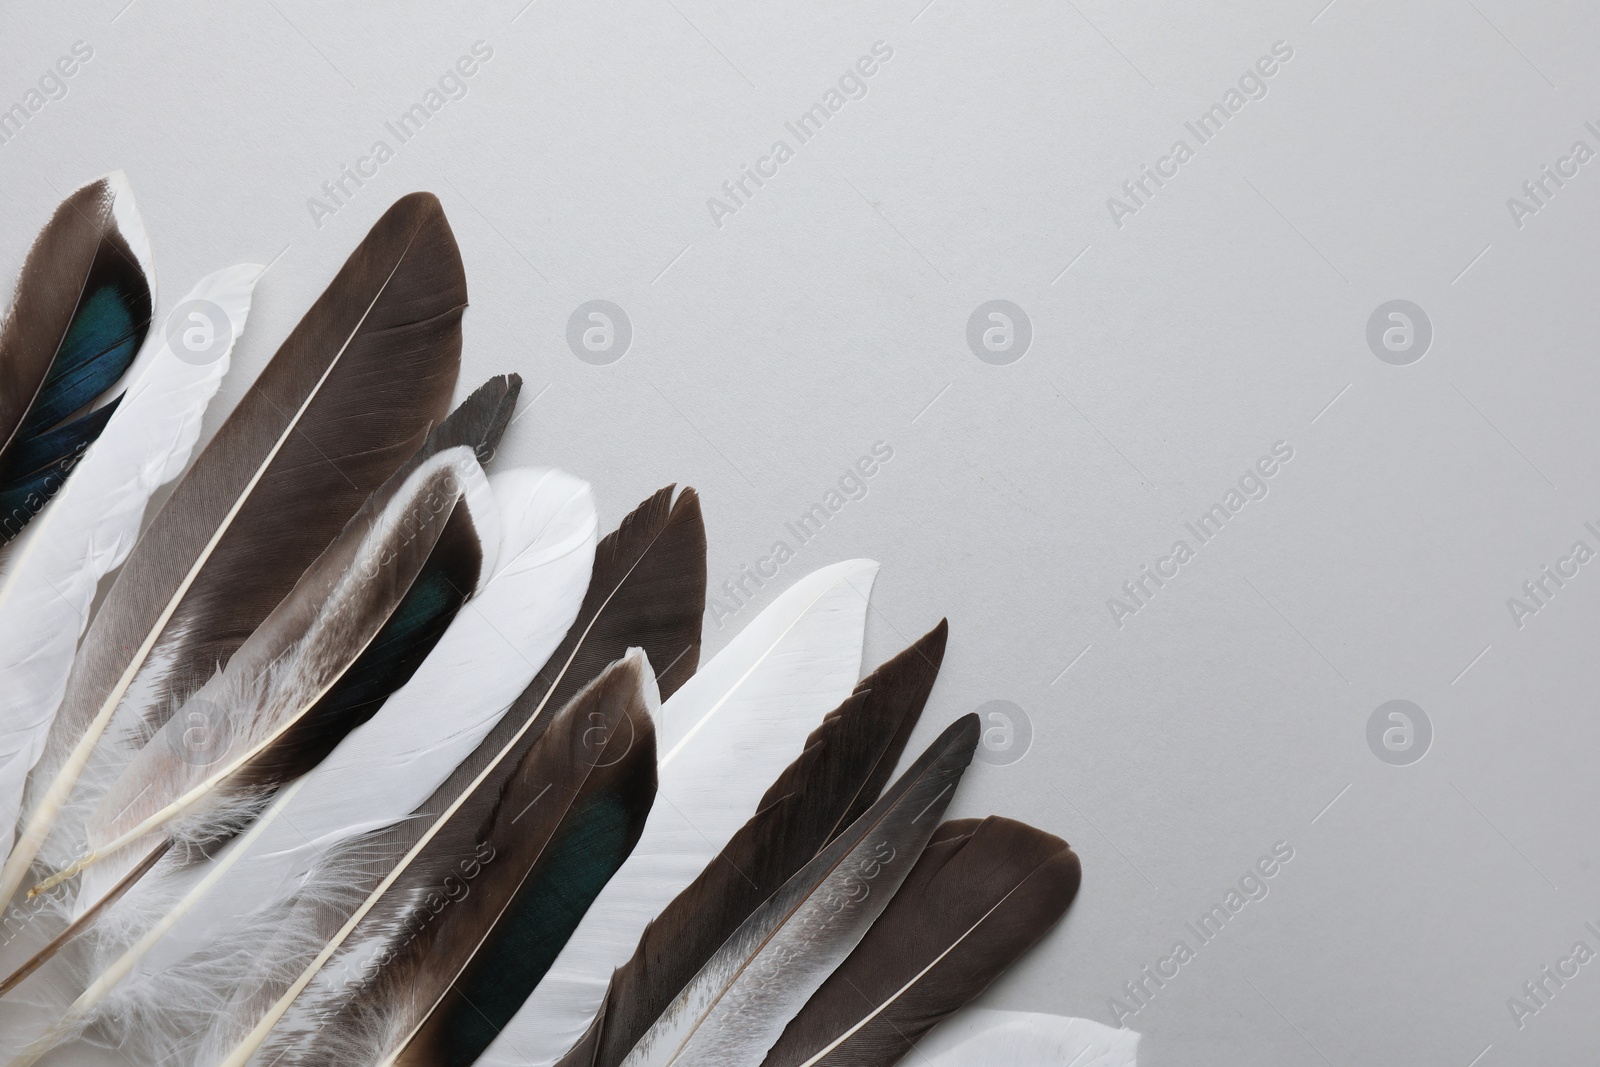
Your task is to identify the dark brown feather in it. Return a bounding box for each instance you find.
[760,817,1081,1067]
[0,193,466,911]
[51,190,465,748]
[261,655,659,1067]
[0,179,138,458]
[393,482,703,861]
[560,621,949,1067]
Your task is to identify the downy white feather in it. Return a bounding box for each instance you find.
[480,558,879,1067]
[0,263,259,868]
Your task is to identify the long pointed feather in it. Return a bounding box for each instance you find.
[894,1010,1138,1067]
[761,817,1081,1067]
[0,264,258,868]
[560,621,947,1067]
[263,651,660,1067]
[127,463,593,973]
[56,446,494,902]
[9,462,595,1062]
[0,173,153,542]
[3,193,466,906]
[484,558,880,1067]
[1,444,493,1063]
[208,486,706,1067]
[618,714,980,1067]
[0,379,519,1006]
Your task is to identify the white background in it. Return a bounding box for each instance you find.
[3,1,1600,1064]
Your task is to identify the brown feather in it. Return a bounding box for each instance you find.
[0,178,141,459]
[760,817,1081,1067]
[560,621,949,1067]
[2,193,465,906]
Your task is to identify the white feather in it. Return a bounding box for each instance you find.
[70,466,596,1061]
[0,263,260,868]
[480,558,879,1067]
[907,1009,1139,1067]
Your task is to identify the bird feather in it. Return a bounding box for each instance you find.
[0,173,154,545]
[261,650,660,1067]
[206,485,706,1067]
[557,620,947,1067]
[883,1009,1139,1067]
[760,816,1081,1067]
[617,714,980,1067]
[3,193,466,906]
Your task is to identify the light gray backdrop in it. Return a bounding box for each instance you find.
[3,1,1598,1064]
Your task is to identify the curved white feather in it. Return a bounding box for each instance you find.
[908,1009,1139,1067]
[0,263,260,866]
[481,558,879,1067]
[86,467,596,1046]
